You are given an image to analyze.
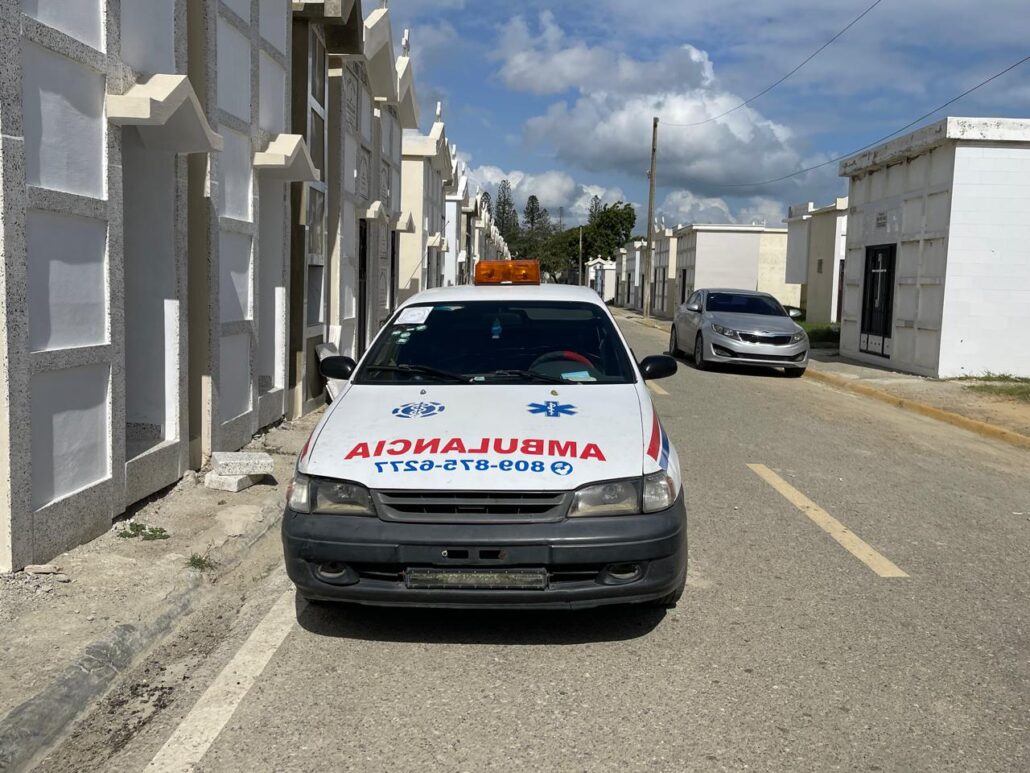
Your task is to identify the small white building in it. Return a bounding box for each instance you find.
[651,226,681,317]
[399,104,452,301]
[838,116,1030,378]
[616,239,647,309]
[443,147,470,287]
[785,199,848,324]
[673,224,800,308]
[586,257,617,302]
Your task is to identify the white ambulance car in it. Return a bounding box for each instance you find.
[283,261,686,609]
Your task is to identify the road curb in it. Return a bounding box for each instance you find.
[0,495,285,772]
[804,368,1030,450]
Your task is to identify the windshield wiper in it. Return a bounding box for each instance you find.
[363,364,467,383]
[478,369,568,384]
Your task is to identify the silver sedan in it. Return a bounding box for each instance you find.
[669,289,809,377]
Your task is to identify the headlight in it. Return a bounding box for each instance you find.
[569,479,640,517]
[642,471,677,512]
[791,331,806,343]
[711,324,741,340]
[287,474,374,516]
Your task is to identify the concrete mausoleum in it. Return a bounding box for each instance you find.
[785,198,848,325]
[0,0,459,571]
[838,116,1030,378]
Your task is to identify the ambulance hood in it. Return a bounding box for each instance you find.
[303,383,651,490]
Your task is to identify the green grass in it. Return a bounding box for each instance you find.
[116,522,170,541]
[800,322,840,345]
[958,373,1030,402]
[185,553,216,572]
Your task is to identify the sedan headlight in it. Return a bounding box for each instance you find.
[569,473,679,517]
[711,324,741,341]
[287,473,374,516]
[791,331,807,343]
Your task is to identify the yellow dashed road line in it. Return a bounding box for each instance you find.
[748,464,909,578]
[647,381,670,396]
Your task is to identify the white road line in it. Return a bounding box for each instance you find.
[647,381,670,396]
[145,589,297,772]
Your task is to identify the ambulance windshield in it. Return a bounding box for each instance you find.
[357,302,636,385]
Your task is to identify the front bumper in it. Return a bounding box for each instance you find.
[282,494,687,609]
[705,334,808,368]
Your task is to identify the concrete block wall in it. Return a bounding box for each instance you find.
[939,144,1030,377]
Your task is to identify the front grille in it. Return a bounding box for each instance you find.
[373,490,570,523]
[739,333,793,345]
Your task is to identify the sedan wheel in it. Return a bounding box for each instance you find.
[669,326,680,356]
[693,334,708,371]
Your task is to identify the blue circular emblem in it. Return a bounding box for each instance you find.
[551,461,574,476]
[392,401,446,419]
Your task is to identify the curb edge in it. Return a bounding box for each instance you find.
[803,368,1030,450]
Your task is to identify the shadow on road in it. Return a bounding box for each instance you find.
[294,594,667,645]
[667,352,786,379]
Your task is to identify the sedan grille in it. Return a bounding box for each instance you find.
[739,333,792,345]
[373,490,570,523]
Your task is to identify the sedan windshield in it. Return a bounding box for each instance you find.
[705,292,786,316]
[357,301,635,384]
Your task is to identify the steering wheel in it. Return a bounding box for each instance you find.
[529,350,595,369]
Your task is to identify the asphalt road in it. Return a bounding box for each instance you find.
[38,317,1030,772]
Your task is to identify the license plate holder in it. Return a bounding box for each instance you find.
[405,568,548,591]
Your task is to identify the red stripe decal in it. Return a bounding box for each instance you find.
[646,410,661,460]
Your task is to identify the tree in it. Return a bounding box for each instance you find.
[522,195,550,232]
[588,195,603,225]
[480,190,492,216]
[591,202,636,258]
[494,180,520,244]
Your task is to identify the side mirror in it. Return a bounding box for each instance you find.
[787,308,802,319]
[685,302,701,313]
[319,355,357,381]
[639,354,678,381]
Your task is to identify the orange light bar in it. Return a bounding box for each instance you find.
[474,260,541,285]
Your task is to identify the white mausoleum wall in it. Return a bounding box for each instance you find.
[23,0,104,50]
[939,144,1030,378]
[26,209,108,351]
[21,41,106,198]
[121,0,175,75]
[695,232,760,290]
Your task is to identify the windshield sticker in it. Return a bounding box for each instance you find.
[345,437,606,462]
[561,371,595,382]
[396,306,432,325]
[491,317,502,339]
[392,401,446,419]
[528,401,577,418]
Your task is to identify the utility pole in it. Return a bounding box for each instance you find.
[643,116,659,320]
[578,226,584,286]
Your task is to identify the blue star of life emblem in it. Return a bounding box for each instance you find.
[527,401,577,418]
[392,401,445,419]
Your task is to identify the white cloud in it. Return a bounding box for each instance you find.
[496,11,713,96]
[499,13,832,199]
[466,163,629,225]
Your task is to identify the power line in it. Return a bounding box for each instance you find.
[719,54,1030,188]
[664,0,886,128]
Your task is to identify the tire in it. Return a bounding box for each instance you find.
[669,326,681,357]
[784,367,806,378]
[693,334,708,371]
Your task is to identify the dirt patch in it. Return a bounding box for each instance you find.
[0,413,320,724]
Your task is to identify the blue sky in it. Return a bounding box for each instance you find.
[389,0,1030,227]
